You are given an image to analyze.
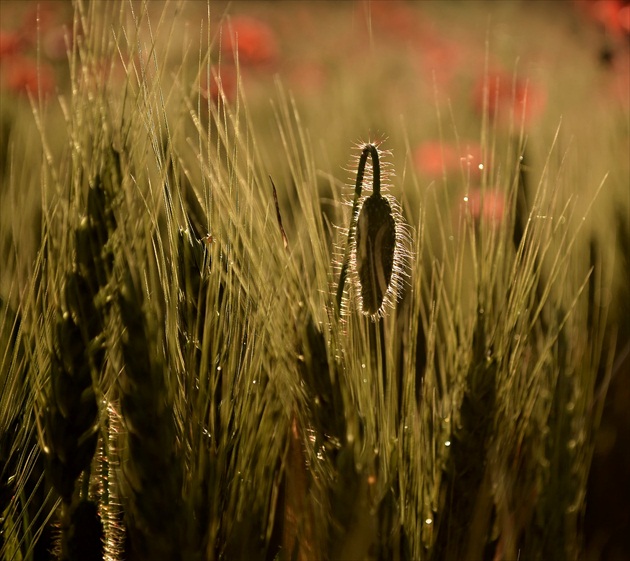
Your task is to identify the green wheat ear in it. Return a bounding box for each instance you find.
[337,142,408,319]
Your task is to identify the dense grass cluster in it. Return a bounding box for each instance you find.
[1,1,628,560]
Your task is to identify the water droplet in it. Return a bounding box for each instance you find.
[463,196,469,202]
[425,518,433,525]
[478,164,484,170]
[361,363,366,369]
[217,365,222,371]
[363,378,368,384]
[445,440,451,447]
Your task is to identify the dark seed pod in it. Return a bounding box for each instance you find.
[336,142,408,318]
[355,193,397,316]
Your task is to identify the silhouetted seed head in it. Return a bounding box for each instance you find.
[355,193,397,315]
[342,142,408,319]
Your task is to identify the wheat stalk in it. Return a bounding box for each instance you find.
[41,166,118,559]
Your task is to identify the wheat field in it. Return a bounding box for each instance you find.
[1,1,629,560]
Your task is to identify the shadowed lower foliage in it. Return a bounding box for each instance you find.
[117,272,186,561]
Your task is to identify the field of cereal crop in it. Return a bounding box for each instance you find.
[1,1,628,560]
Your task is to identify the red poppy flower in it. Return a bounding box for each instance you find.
[21,2,57,32]
[414,141,485,181]
[417,38,463,91]
[464,188,506,227]
[200,64,237,104]
[368,0,421,42]
[287,60,327,96]
[0,31,24,61]
[473,71,546,129]
[413,141,453,177]
[221,16,279,68]
[3,57,54,97]
[575,0,630,37]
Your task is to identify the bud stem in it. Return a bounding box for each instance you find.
[336,144,381,315]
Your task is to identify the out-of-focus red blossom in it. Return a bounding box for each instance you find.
[414,142,453,177]
[473,72,547,128]
[415,36,465,91]
[22,2,57,29]
[366,1,464,90]
[3,57,55,97]
[414,141,485,180]
[463,189,506,227]
[0,31,24,61]
[287,61,327,96]
[18,1,60,48]
[221,16,279,68]
[368,0,421,41]
[200,65,237,104]
[575,0,630,36]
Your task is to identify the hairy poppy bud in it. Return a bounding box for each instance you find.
[336,142,409,319]
[355,192,397,315]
